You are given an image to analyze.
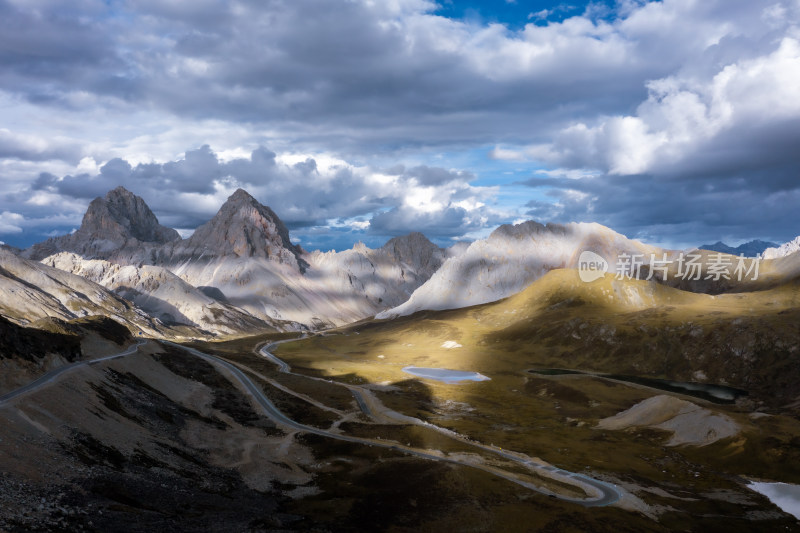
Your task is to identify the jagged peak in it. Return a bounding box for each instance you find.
[489,220,565,240]
[106,185,136,199]
[227,188,257,204]
[22,186,180,260]
[180,188,305,268]
[380,231,443,272]
[80,187,180,244]
[487,220,626,243]
[381,232,436,250]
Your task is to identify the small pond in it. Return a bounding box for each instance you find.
[402,366,490,384]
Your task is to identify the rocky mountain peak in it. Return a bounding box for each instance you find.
[180,189,305,267]
[81,186,181,244]
[23,187,179,260]
[489,220,570,241]
[381,232,443,273]
[226,187,257,205]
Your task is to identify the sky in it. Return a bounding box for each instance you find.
[0,0,799,251]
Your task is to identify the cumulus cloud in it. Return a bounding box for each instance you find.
[0,211,24,234]
[515,21,800,246]
[28,145,497,246]
[0,129,81,162]
[529,37,800,181]
[2,0,800,248]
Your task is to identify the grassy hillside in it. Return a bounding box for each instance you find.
[268,269,800,528]
[279,269,800,406]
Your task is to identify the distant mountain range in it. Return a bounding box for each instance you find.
[698,240,777,257]
[18,187,453,334]
[3,185,799,337]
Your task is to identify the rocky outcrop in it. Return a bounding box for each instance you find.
[164,189,306,270]
[23,187,180,261]
[380,232,445,276]
[0,248,161,335]
[43,252,279,335]
[597,395,740,447]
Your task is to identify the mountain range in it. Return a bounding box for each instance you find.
[699,240,778,257]
[17,187,453,335]
[3,185,799,339]
[4,186,800,531]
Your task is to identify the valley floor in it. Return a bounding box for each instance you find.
[2,325,800,532]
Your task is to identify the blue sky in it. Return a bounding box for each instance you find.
[436,0,613,27]
[0,0,799,251]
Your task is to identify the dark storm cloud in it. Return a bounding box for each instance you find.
[1,0,794,150]
[0,0,111,71]
[0,0,124,106]
[0,0,672,149]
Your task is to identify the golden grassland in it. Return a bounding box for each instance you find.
[187,269,800,529]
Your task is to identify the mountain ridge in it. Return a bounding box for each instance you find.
[377,220,659,319]
[763,236,800,259]
[19,187,451,331]
[699,240,777,257]
[15,185,800,334]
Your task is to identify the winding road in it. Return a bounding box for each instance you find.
[257,341,622,507]
[0,340,147,405]
[0,335,621,507]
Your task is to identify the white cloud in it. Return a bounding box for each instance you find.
[0,211,24,234]
[29,145,497,241]
[489,146,526,161]
[529,37,800,176]
[0,129,81,162]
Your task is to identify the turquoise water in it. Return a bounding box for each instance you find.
[402,366,490,384]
